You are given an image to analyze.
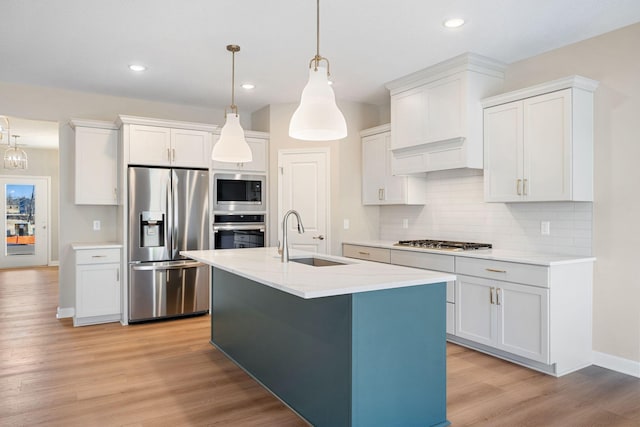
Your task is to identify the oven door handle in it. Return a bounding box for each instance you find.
[213,225,266,233]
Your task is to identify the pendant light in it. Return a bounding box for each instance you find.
[212,45,252,163]
[4,135,28,169]
[289,0,347,141]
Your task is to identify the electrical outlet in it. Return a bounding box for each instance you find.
[93,220,101,231]
[402,218,409,229]
[540,221,550,235]
[343,219,350,230]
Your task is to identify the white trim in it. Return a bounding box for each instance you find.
[593,351,640,378]
[481,75,600,108]
[359,123,390,138]
[116,115,218,132]
[69,119,119,130]
[48,260,59,267]
[56,306,74,319]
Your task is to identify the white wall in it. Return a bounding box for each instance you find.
[253,101,381,255]
[0,80,226,314]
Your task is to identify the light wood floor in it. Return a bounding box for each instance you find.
[1,267,639,426]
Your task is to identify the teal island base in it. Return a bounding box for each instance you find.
[211,267,450,427]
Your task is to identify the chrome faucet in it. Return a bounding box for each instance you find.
[281,209,305,263]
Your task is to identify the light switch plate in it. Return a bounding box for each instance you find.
[93,220,101,231]
[343,219,350,230]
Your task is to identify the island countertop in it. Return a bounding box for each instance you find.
[181,247,456,299]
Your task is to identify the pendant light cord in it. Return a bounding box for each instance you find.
[226,45,240,116]
[309,0,330,75]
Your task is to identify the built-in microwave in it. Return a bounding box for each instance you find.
[213,173,266,212]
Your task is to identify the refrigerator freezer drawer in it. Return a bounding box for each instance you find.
[129,262,209,322]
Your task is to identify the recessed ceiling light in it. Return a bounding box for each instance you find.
[129,64,147,72]
[241,83,255,90]
[443,18,465,28]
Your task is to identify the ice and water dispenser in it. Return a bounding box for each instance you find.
[140,211,164,248]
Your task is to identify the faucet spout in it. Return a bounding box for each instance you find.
[281,209,305,263]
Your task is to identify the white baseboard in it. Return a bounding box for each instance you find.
[593,351,640,378]
[48,260,60,267]
[56,307,74,319]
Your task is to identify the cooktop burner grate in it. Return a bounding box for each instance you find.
[395,239,492,251]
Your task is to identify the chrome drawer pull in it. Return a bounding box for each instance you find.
[486,268,507,273]
[490,287,495,305]
[358,251,370,256]
[91,255,107,258]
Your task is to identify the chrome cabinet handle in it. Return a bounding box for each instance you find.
[486,268,507,273]
[172,148,176,162]
[167,148,171,161]
[313,235,325,240]
[490,287,495,305]
[496,288,502,306]
[378,188,385,200]
[517,179,522,195]
[116,268,120,282]
[523,178,528,196]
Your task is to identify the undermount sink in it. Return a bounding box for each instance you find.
[290,257,347,267]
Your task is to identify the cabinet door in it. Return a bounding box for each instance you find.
[75,127,118,205]
[390,87,426,150]
[76,263,121,317]
[497,282,550,363]
[523,89,572,201]
[424,76,464,143]
[362,134,387,204]
[455,275,496,347]
[171,128,211,168]
[484,101,523,202]
[129,125,172,166]
[211,136,267,172]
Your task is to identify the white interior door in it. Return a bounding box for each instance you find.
[278,149,329,254]
[0,176,49,268]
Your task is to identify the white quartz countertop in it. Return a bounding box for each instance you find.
[343,240,595,266]
[181,247,456,299]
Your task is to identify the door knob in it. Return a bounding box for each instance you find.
[313,235,325,240]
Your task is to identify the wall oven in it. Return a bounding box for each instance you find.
[213,214,266,249]
[213,173,266,212]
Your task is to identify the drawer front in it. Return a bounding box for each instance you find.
[342,245,390,263]
[76,248,121,265]
[390,249,455,273]
[455,257,549,287]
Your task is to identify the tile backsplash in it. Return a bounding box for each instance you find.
[379,169,593,256]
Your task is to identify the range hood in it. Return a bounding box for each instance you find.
[385,53,505,175]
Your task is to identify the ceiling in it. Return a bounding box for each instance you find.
[2,0,640,120]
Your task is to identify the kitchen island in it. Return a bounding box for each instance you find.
[182,247,455,427]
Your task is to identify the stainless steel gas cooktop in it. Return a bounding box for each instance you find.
[395,239,492,251]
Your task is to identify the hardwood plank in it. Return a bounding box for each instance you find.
[1,266,639,427]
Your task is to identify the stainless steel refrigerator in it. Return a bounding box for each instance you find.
[128,166,209,322]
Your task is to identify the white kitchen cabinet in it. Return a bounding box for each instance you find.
[73,244,122,327]
[70,120,119,205]
[456,274,549,363]
[212,132,268,172]
[118,116,216,168]
[342,241,594,376]
[127,124,211,168]
[360,125,427,205]
[385,53,505,174]
[483,76,599,202]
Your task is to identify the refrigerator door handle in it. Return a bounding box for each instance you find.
[171,170,179,258]
[131,261,205,271]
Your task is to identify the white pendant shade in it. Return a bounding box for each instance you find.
[212,113,252,163]
[289,65,347,141]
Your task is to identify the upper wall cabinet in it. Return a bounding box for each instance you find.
[212,131,268,173]
[117,116,215,169]
[361,124,427,205]
[71,119,119,205]
[482,76,599,202]
[385,53,505,174]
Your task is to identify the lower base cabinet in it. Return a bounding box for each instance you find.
[456,274,549,363]
[343,242,593,376]
[73,245,122,327]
